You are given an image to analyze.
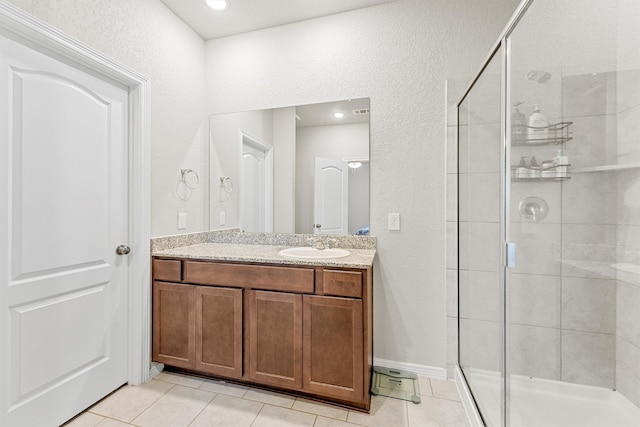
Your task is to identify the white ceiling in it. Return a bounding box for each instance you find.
[160,0,397,40]
[295,98,370,128]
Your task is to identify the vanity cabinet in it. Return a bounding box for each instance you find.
[152,281,196,370]
[303,295,363,401]
[248,290,302,389]
[152,280,243,379]
[195,286,243,378]
[151,256,373,411]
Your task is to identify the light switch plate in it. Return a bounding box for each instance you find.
[178,212,187,229]
[220,211,226,226]
[388,213,400,231]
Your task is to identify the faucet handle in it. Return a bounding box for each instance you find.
[307,236,325,249]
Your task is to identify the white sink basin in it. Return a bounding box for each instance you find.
[279,247,351,259]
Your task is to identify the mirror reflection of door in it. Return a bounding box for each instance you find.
[313,157,348,235]
[209,98,369,234]
[240,132,273,232]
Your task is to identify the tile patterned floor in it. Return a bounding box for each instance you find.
[63,371,468,427]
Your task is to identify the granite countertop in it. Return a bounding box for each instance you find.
[153,242,376,269]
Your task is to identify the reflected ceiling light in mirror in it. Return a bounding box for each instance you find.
[333,112,345,119]
[205,0,229,11]
[348,162,363,169]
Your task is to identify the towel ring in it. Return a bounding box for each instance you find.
[220,176,233,193]
[181,169,199,189]
[216,176,234,202]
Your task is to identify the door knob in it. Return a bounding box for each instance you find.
[115,245,131,255]
[313,224,322,228]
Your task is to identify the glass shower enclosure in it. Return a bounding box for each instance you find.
[456,0,640,425]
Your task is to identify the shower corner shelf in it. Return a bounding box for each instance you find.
[511,175,571,182]
[511,164,571,182]
[511,121,573,146]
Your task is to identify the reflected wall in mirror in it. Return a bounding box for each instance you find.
[209,98,370,236]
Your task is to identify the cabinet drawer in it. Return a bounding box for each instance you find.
[322,270,362,298]
[153,259,181,282]
[184,261,314,293]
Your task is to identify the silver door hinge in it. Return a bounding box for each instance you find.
[506,242,516,268]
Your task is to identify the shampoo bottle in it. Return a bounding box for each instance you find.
[528,156,541,177]
[554,149,569,178]
[517,157,529,178]
[527,104,549,141]
[511,102,526,143]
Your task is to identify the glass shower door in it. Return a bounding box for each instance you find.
[457,1,640,425]
[458,45,505,427]
[505,0,640,425]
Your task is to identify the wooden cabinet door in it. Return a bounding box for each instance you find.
[195,286,243,379]
[303,295,363,402]
[153,281,195,369]
[248,290,302,389]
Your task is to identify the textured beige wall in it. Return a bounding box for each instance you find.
[6,0,519,371]
[7,0,208,237]
[205,0,518,369]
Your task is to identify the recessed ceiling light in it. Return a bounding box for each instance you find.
[205,0,229,11]
[333,112,344,119]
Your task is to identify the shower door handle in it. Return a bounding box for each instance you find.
[506,243,516,268]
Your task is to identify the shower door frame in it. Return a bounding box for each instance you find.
[455,1,536,426]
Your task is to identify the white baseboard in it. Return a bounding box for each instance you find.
[372,357,447,379]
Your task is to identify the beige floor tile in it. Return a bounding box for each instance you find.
[63,411,106,426]
[406,395,467,427]
[429,379,461,402]
[314,416,367,426]
[75,372,467,427]
[291,398,348,421]
[155,371,206,389]
[190,393,263,427]
[251,404,316,427]
[347,395,408,427]
[199,378,249,397]
[417,376,434,397]
[131,384,214,427]
[96,419,133,427]
[89,379,173,423]
[243,388,296,408]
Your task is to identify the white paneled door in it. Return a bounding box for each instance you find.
[240,133,273,233]
[0,33,129,426]
[313,157,348,235]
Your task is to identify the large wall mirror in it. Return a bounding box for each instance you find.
[209,98,370,236]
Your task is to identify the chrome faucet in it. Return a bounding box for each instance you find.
[307,237,324,249]
[307,237,337,250]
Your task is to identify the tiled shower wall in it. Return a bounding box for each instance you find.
[446,57,504,382]
[455,55,504,385]
[510,72,620,388]
[445,79,460,379]
[614,69,640,409]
